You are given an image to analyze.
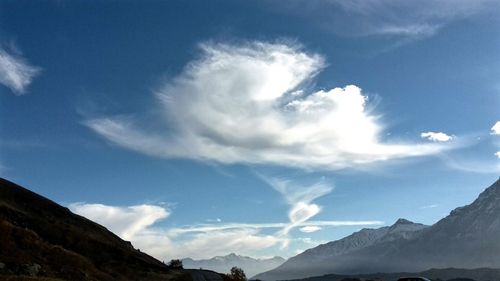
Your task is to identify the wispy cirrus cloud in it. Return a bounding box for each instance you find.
[261,177,332,238]
[69,201,382,260]
[168,220,383,236]
[85,41,452,170]
[0,46,41,95]
[276,0,495,41]
[419,204,440,210]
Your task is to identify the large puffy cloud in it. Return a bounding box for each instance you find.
[85,42,449,170]
[0,47,41,95]
[69,202,382,260]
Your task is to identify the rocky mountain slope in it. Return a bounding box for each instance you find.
[183,253,285,278]
[254,178,500,281]
[0,178,193,280]
[290,218,428,264]
[253,218,428,280]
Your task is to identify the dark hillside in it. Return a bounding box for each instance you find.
[0,178,190,281]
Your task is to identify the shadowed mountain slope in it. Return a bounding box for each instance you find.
[0,178,191,281]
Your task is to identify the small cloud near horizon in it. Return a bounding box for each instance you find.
[491,121,500,135]
[421,132,454,142]
[299,225,322,233]
[419,204,440,209]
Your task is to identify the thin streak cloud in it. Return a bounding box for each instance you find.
[69,202,383,260]
[277,0,495,40]
[167,220,383,236]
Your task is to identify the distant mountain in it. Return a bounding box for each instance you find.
[254,178,500,281]
[253,218,428,280]
[290,218,428,264]
[183,253,285,278]
[0,178,219,281]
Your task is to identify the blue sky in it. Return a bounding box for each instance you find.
[1,1,499,260]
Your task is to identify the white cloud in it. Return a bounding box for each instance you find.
[69,202,382,260]
[85,41,450,170]
[0,47,41,95]
[375,24,439,38]
[299,226,322,233]
[441,154,500,174]
[69,203,169,240]
[489,122,500,160]
[419,204,440,209]
[491,121,500,135]
[167,220,382,236]
[280,0,494,40]
[421,131,453,142]
[262,177,332,237]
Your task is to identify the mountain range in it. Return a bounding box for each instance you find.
[183,253,285,278]
[254,178,500,281]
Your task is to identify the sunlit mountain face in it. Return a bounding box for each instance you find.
[1,1,499,281]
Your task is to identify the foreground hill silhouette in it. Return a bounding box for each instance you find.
[0,178,192,280]
[255,177,500,281]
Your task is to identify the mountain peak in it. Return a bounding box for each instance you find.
[476,177,500,200]
[393,218,414,225]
